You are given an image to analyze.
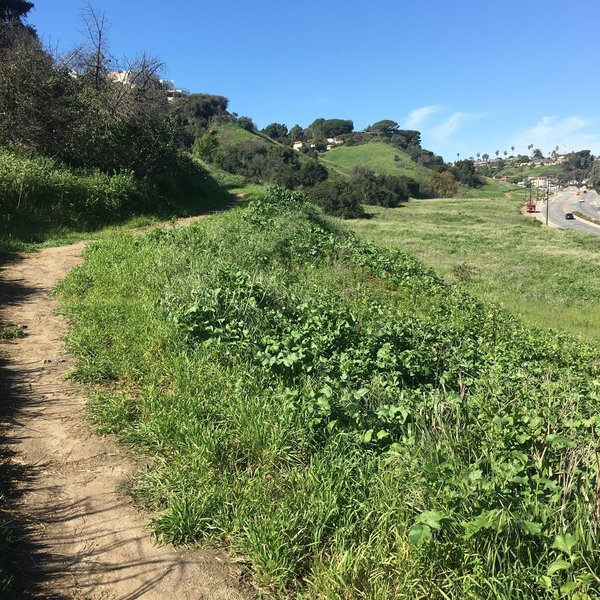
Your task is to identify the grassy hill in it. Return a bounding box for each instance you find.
[213,122,277,146]
[58,188,600,598]
[320,141,433,180]
[347,189,600,344]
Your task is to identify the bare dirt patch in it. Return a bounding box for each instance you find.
[0,227,253,598]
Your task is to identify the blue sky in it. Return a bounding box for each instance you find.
[31,0,600,160]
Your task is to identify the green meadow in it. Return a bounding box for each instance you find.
[347,192,600,345]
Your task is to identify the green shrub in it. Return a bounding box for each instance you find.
[0,148,228,251]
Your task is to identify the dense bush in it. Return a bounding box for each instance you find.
[350,166,417,206]
[0,9,188,177]
[306,179,365,218]
[451,159,483,188]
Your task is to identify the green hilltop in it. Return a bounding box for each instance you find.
[320,141,433,180]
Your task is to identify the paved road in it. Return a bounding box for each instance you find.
[535,190,600,236]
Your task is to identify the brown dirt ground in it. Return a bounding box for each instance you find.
[0,221,255,599]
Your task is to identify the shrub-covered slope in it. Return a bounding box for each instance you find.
[59,188,600,598]
[0,149,229,254]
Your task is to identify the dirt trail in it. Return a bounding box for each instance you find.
[0,226,253,598]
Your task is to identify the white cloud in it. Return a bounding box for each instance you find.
[403,105,441,130]
[430,112,469,140]
[512,116,600,155]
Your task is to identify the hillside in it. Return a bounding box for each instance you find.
[347,190,600,343]
[213,122,277,147]
[320,141,433,180]
[57,188,600,598]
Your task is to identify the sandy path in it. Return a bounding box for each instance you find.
[0,232,253,599]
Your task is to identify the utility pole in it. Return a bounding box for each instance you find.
[545,179,549,226]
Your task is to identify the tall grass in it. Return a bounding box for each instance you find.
[59,188,600,598]
[0,148,229,255]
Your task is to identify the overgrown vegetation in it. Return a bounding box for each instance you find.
[0,148,228,255]
[59,187,600,598]
[0,2,228,254]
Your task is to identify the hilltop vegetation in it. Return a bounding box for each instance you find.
[0,2,229,254]
[59,188,600,598]
[186,105,486,215]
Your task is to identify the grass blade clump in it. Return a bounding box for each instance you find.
[59,186,600,598]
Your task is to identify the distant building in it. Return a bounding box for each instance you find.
[108,71,189,101]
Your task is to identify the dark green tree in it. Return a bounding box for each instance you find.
[367,119,399,134]
[174,93,230,136]
[450,159,482,188]
[287,124,304,142]
[306,178,364,218]
[237,116,255,131]
[0,0,33,23]
[262,122,288,140]
[308,118,353,138]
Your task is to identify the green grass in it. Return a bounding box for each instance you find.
[321,141,433,180]
[348,190,600,344]
[0,326,25,340]
[0,148,231,257]
[58,188,600,598]
[495,162,563,179]
[215,122,277,146]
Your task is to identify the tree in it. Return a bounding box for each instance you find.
[293,159,328,187]
[451,159,482,188]
[306,178,364,218]
[193,131,219,161]
[174,93,230,137]
[511,145,515,154]
[287,124,304,142]
[308,118,353,138]
[495,150,499,157]
[587,161,600,191]
[262,122,288,140]
[237,116,255,131]
[427,171,458,197]
[0,0,34,23]
[366,120,399,135]
[532,148,544,159]
[482,153,489,162]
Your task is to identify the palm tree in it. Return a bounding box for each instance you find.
[503,150,508,158]
[476,152,481,161]
[495,150,500,158]
[511,145,515,154]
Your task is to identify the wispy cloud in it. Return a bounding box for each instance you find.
[403,105,441,130]
[512,116,600,154]
[430,112,470,140]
